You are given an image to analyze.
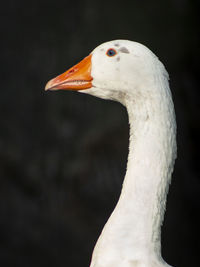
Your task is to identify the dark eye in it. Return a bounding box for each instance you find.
[106,48,117,57]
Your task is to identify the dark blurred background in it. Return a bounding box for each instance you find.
[0,0,199,266]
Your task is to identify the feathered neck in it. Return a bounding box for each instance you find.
[90,69,176,267]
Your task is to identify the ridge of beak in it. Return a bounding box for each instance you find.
[45,54,93,91]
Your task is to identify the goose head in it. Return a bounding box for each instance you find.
[45,40,166,105]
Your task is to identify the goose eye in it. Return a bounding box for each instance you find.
[106,48,117,57]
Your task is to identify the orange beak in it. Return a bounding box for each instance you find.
[45,54,93,91]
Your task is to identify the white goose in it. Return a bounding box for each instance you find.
[45,40,177,267]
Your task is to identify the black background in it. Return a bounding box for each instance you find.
[0,0,199,266]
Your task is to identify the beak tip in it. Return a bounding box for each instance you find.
[45,80,53,91]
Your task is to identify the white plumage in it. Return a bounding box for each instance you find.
[46,40,177,267]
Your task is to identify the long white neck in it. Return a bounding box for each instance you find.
[90,69,177,267]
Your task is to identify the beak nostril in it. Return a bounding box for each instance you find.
[68,69,75,74]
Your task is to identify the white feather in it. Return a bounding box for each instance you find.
[81,40,176,267]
